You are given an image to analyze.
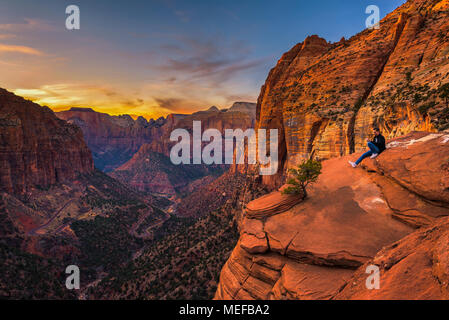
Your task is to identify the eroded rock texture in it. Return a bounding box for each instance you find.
[256,0,449,188]
[110,103,256,195]
[56,108,163,171]
[335,215,449,300]
[215,131,449,300]
[219,1,449,299]
[0,89,93,194]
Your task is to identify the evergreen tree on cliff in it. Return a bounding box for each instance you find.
[281,159,322,199]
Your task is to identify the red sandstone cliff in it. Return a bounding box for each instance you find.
[255,0,449,188]
[145,103,256,157]
[0,89,93,194]
[215,131,449,299]
[217,0,449,300]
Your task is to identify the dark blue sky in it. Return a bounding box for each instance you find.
[0,0,406,118]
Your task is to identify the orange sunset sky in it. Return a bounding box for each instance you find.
[0,0,405,120]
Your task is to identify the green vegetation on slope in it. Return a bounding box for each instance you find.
[88,209,238,300]
[0,243,77,299]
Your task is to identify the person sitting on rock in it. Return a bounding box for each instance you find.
[349,127,386,168]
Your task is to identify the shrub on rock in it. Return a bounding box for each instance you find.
[282,159,322,198]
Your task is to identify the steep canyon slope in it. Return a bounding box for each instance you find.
[0,89,169,298]
[217,0,449,300]
[0,89,93,194]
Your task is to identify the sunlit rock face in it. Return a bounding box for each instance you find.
[145,102,257,157]
[0,89,93,194]
[255,0,449,188]
[216,0,449,300]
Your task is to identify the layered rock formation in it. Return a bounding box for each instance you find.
[0,89,93,194]
[256,0,449,188]
[111,103,256,196]
[245,186,303,219]
[56,102,256,173]
[215,131,449,299]
[219,1,449,298]
[145,102,256,157]
[56,108,163,171]
[335,215,449,299]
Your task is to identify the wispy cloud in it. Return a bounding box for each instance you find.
[0,43,44,55]
[174,10,191,22]
[0,34,16,40]
[154,37,265,84]
[1,15,261,119]
[0,18,57,32]
[138,36,263,113]
[153,97,187,112]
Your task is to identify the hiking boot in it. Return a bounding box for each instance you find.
[349,161,357,168]
[370,153,379,159]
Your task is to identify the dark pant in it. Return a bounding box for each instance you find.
[355,142,380,165]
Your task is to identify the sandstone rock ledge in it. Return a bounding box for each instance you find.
[335,216,449,300]
[244,186,303,219]
[215,131,449,300]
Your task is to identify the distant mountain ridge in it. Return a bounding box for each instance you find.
[109,102,256,196]
[56,108,163,172]
[56,102,256,172]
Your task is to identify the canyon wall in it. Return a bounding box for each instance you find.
[0,89,93,194]
[217,0,449,300]
[56,108,164,171]
[56,102,256,173]
[145,103,256,157]
[256,0,449,188]
[110,103,256,195]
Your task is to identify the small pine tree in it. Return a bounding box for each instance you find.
[281,159,322,199]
